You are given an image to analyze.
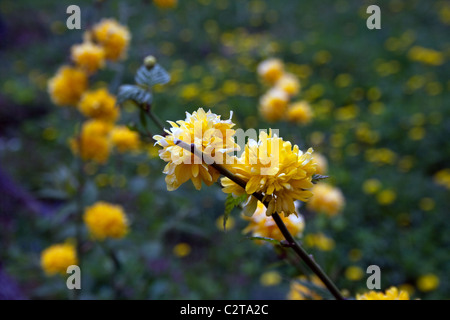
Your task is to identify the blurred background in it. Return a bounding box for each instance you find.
[0,0,449,299]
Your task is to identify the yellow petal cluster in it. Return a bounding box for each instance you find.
[242,201,304,242]
[41,243,78,276]
[286,101,313,125]
[257,58,284,85]
[307,182,345,217]
[287,275,325,300]
[91,18,131,61]
[110,126,141,153]
[78,88,119,122]
[259,88,289,122]
[48,66,88,107]
[357,286,410,300]
[221,130,316,217]
[83,201,129,240]
[153,108,239,191]
[70,119,112,164]
[71,42,105,74]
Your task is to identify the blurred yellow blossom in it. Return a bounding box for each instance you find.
[408,46,445,66]
[41,243,78,276]
[48,65,88,107]
[307,183,345,217]
[313,153,328,175]
[287,275,325,300]
[434,168,450,189]
[257,58,284,85]
[91,18,131,61]
[173,243,191,258]
[286,101,313,125]
[260,271,282,286]
[71,42,105,74]
[345,266,364,281]
[259,88,289,122]
[110,126,140,153]
[417,274,439,292]
[304,232,335,251]
[84,201,129,240]
[78,88,119,122]
[275,73,300,96]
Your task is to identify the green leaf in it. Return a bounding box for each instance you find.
[135,64,171,88]
[312,174,329,184]
[223,193,247,231]
[117,84,153,105]
[244,236,281,245]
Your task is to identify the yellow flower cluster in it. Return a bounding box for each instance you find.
[357,286,410,300]
[83,201,129,240]
[153,108,239,191]
[434,168,450,190]
[91,19,131,62]
[47,66,88,107]
[242,201,304,242]
[287,275,325,300]
[41,243,78,276]
[153,0,178,9]
[307,182,345,217]
[110,126,141,153]
[78,88,120,122]
[257,58,313,124]
[71,42,105,74]
[221,130,317,217]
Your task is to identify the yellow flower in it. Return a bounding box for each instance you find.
[286,101,313,125]
[70,120,112,164]
[313,153,328,175]
[260,271,282,286]
[259,88,289,122]
[83,201,129,240]
[173,243,191,258]
[71,42,105,74]
[345,266,364,281]
[257,58,284,84]
[153,108,239,191]
[287,275,325,300]
[221,130,316,217]
[376,189,396,205]
[41,243,78,276]
[417,274,439,292]
[242,201,304,242]
[91,19,131,61]
[307,183,345,217]
[110,126,140,153]
[78,88,119,122]
[275,73,300,96]
[357,286,410,300]
[434,168,450,189]
[48,66,88,107]
[304,232,335,251]
[153,0,178,9]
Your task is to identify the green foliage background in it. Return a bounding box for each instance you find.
[0,0,449,299]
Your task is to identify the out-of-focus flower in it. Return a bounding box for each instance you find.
[48,66,88,107]
[78,88,119,122]
[357,287,410,300]
[407,46,445,66]
[417,274,439,292]
[257,58,284,85]
[307,183,345,217]
[173,243,191,258]
[71,42,105,74]
[259,88,289,122]
[287,275,325,300]
[275,73,300,96]
[154,108,239,191]
[41,243,77,276]
[362,178,382,194]
[286,101,313,125]
[110,126,140,153]
[260,271,282,286]
[221,130,316,217]
[91,19,131,61]
[304,232,335,251]
[434,168,450,190]
[376,189,396,205]
[242,201,305,242]
[153,0,178,9]
[345,266,364,281]
[83,201,129,240]
[313,153,328,175]
[70,119,112,164]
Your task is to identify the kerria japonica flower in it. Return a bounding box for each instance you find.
[153,108,239,191]
[221,130,317,217]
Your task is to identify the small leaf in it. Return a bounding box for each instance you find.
[135,64,171,88]
[312,174,329,184]
[244,236,281,245]
[223,193,247,231]
[117,84,153,105]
